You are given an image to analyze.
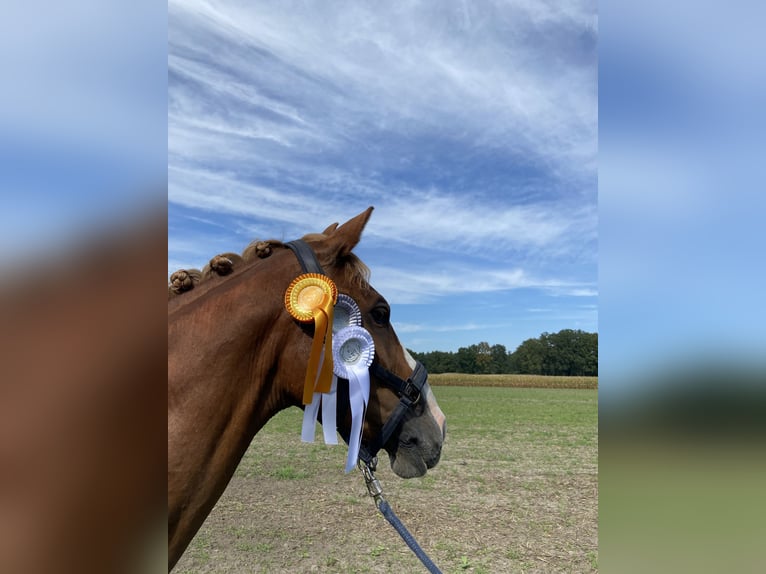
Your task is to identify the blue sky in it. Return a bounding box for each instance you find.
[168,0,598,353]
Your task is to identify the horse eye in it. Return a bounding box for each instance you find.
[371,304,390,326]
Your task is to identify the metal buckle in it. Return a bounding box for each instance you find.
[358,458,385,509]
[402,380,421,404]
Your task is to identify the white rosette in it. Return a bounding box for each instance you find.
[301,294,364,448]
[332,294,362,333]
[332,325,375,472]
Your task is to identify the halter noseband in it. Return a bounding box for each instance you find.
[285,240,428,465]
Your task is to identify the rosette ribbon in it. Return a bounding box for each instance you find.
[284,274,337,405]
[332,325,375,473]
[302,294,363,447]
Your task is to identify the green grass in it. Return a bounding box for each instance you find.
[248,386,598,466]
[434,386,598,497]
[435,385,597,439]
[235,386,598,486]
[271,465,311,480]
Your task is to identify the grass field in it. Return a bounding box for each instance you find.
[174,382,598,573]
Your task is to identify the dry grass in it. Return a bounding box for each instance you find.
[174,387,598,573]
[429,373,598,389]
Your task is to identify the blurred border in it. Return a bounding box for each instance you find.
[0,1,167,572]
[3,0,766,572]
[600,0,766,571]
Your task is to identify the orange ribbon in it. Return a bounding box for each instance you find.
[284,274,337,405]
[302,295,335,404]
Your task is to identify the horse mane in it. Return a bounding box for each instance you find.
[168,233,370,300]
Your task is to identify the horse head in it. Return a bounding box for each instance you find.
[168,206,446,568]
[287,207,446,478]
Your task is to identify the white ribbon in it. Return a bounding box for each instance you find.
[332,326,374,473]
[301,370,339,445]
[300,294,364,452]
[344,360,370,472]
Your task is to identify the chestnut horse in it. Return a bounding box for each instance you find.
[168,207,446,569]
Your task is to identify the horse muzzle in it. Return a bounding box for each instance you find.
[383,381,445,478]
[387,423,444,478]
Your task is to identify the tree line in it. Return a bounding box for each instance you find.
[409,329,598,376]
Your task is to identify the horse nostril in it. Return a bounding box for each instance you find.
[402,436,419,448]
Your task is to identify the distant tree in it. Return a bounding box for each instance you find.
[583,332,598,376]
[429,350,458,373]
[490,343,508,374]
[455,346,477,374]
[514,329,598,376]
[408,329,597,375]
[471,341,493,374]
[512,337,545,374]
[438,350,460,373]
[408,349,460,373]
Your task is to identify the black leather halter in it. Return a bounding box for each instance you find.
[285,239,324,274]
[285,239,429,465]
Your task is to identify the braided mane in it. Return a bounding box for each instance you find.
[168,234,369,300]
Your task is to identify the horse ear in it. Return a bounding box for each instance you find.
[322,222,339,235]
[325,207,374,258]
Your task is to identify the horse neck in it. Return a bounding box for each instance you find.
[168,253,302,565]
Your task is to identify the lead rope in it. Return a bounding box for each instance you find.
[358,459,443,574]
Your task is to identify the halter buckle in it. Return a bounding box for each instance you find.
[402,380,421,404]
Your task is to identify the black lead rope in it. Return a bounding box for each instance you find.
[360,460,443,574]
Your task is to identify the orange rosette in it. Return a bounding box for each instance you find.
[285,273,338,321]
[284,274,338,404]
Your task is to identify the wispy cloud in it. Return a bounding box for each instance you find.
[370,264,596,304]
[168,0,598,349]
[169,164,595,255]
[168,0,596,183]
[394,321,514,334]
